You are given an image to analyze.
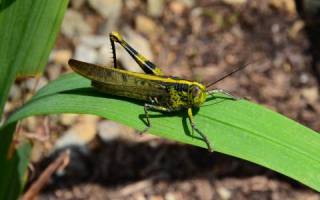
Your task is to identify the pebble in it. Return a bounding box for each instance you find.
[55,115,99,150]
[80,35,109,48]
[194,180,213,200]
[25,77,48,91]
[150,196,163,200]
[50,49,72,65]
[97,20,113,36]
[288,20,304,39]
[89,0,122,18]
[169,1,186,15]
[301,87,319,104]
[269,0,296,15]
[168,0,195,15]
[3,102,13,115]
[135,15,157,36]
[60,114,78,126]
[177,0,195,7]
[70,0,85,9]
[47,64,62,80]
[54,129,86,150]
[299,73,309,84]
[217,187,232,200]
[148,0,165,17]
[164,193,176,200]
[97,43,113,66]
[125,0,139,10]
[24,116,38,132]
[74,44,98,63]
[76,35,113,65]
[97,120,122,141]
[61,9,91,38]
[222,0,247,5]
[118,27,153,72]
[9,84,21,101]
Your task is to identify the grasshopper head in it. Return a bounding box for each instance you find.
[190,83,207,107]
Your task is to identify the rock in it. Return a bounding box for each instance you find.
[177,0,195,7]
[299,73,309,84]
[301,87,319,104]
[135,15,157,36]
[76,35,113,65]
[55,129,87,150]
[70,0,85,9]
[89,0,122,18]
[194,180,213,200]
[47,64,62,80]
[118,28,153,72]
[25,77,48,91]
[164,193,176,200]
[222,0,247,5]
[269,0,296,15]
[288,20,305,39]
[169,1,186,15]
[148,0,165,17]
[124,0,140,11]
[55,115,99,150]
[24,116,38,132]
[97,43,113,66]
[97,20,114,36]
[80,35,109,48]
[60,114,78,126]
[217,187,232,200]
[50,49,72,65]
[4,102,13,114]
[149,196,163,200]
[61,9,91,38]
[74,44,98,63]
[97,120,122,141]
[9,84,21,101]
[168,0,195,15]
[98,120,136,141]
[73,115,99,141]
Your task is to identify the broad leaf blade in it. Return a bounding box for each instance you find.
[0,0,68,118]
[0,121,32,200]
[0,0,68,199]
[4,73,320,191]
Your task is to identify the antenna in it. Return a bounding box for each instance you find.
[205,60,258,90]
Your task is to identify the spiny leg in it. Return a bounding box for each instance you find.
[141,104,170,134]
[110,32,118,68]
[109,31,164,75]
[188,108,213,152]
[207,89,240,100]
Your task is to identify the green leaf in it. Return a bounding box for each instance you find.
[0,0,68,199]
[4,73,320,192]
[0,0,68,118]
[0,121,32,200]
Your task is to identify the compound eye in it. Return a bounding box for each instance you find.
[192,86,200,97]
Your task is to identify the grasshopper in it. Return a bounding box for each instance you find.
[69,32,246,151]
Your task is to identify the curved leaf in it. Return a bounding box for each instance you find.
[4,73,320,191]
[0,1,68,198]
[0,0,69,118]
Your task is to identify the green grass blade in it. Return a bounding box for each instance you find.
[4,73,320,192]
[0,0,68,118]
[0,1,68,199]
[0,121,32,200]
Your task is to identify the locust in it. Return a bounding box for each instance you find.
[68,32,247,151]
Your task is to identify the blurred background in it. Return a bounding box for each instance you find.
[5,0,320,199]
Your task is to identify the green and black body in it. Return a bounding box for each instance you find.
[69,32,240,151]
